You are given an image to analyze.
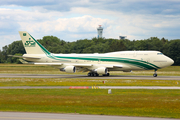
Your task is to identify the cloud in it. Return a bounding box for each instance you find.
[92,0,180,15]
[18,15,113,41]
[1,0,180,15]
[0,0,92,12]
[0,0,56,7]
[0,7,112,41]
[1,0,180,50]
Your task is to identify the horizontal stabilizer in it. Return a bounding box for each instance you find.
[19,59,30,64]
[8,55,41,59]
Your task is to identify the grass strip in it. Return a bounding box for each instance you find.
[0,78,180,86]
[0,89,180,118]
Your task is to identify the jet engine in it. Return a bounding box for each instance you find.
[60,66,76,73]
[96,67,108,74]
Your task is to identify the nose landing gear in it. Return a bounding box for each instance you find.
[153,70,157,77]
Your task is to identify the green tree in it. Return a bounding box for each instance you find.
[38,36,67,53]
[1,36,180,65]
[163,40,180,65]
[0,50,2,63]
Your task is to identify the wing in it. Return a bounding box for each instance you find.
[32,63,125,71]
[9,55,128,72]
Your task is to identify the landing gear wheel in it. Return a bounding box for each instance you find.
[102,73,110,76]
[93,73,97,76]
[88,73,91,76]
[87,72,99,77]
[95,73,99,76]
[153,73,157,77]
[153,70,157,77]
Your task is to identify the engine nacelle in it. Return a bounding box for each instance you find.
[60,66,76,73]
[96,67,107,74]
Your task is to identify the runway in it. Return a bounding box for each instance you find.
[0,112,179,120]
[1,74,180,80]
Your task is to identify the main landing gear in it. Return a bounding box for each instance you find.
[87,72,110,77]
[103,73,110,76]
[88,72,99,77]
[153,70,157,77]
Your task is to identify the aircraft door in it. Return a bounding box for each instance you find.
[133,51,137,57]
[75,59,79,63]
[98,59,101,64]
[147,58,150,63]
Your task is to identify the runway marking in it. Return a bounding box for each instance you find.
[69,86,89,89]
[92,86,100,89]
[0,117,67,120]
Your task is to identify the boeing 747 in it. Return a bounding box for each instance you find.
[9,31,174,77]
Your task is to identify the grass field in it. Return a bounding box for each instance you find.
[0,78,180,86]
[0,89,180,118]
[0,64,180,118]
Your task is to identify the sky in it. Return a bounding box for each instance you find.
[0,0,180,50]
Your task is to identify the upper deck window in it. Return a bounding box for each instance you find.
[157,53,163,55]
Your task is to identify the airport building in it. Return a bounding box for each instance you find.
[119,36,127,40]
[96,25,127,40]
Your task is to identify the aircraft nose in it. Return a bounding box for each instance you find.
[168,58,174,66]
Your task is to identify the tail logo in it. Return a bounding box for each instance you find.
[24,38,36,47]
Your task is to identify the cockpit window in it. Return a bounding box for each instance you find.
[157,53,163,55]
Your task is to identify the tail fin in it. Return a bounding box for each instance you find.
[19,31,50,55]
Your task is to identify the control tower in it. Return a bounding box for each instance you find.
[97,25,103,38]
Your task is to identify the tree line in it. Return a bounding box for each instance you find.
[0,36,180,65]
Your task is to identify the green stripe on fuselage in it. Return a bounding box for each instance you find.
[48,54,160,70]
[30,35,160,70]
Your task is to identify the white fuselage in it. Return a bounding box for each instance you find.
[23,51,174,72]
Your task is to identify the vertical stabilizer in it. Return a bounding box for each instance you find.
[19,31,50,54]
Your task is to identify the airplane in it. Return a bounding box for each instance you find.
[9,31,174,77]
